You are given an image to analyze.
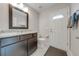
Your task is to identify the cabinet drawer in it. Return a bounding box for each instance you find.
[32,33,37,37]
[20,34,32,40]
[0,36,19,47]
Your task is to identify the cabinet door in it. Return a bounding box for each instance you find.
[28,37,37,56]
[1,40,27,56]
[1,36,19,47]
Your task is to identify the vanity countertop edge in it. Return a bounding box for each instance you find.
[0,31,37,39]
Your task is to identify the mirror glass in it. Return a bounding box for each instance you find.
[9,4,28,29]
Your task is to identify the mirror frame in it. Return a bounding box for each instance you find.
[9,4,29,29]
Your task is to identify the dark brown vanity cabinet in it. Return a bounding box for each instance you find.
[0,33,37,56]
[0,36,27,56]
[1,36,19,47]
[20,33,37,56]
[28,33,37,56]
[1,40,27,56]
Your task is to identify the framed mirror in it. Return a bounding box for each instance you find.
[9,4,28,29]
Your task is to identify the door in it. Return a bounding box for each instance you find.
[50,8,68,51]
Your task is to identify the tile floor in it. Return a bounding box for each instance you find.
[31,38,50,56]
[31,38,67,56]
[31,44,49,56]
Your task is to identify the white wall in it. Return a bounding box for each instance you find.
[38,4,71,52]
[0,3,8,30]
[39,3,70,38]
[0,3,39,32]
[70,3,79,56]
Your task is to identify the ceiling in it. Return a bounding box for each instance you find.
[24,3,56,13]
[24,3,71,13]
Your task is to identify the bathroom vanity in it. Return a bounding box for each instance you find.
[0,4,37,56]
[0,32,37,56]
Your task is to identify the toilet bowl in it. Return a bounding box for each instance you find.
[38,37,46,47]
[38,36,49,48]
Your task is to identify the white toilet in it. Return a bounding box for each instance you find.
[38,35,49,48]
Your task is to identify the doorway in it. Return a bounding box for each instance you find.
[49,8,69,51]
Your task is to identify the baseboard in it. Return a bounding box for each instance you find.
[67,49,73,56]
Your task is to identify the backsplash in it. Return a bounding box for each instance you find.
[0,29,32,34]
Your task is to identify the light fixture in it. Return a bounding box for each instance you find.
[52,14,64,20]
[10,3,28,12]
[23,7,28,12]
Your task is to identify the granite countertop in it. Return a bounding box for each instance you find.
[0,31,37,38]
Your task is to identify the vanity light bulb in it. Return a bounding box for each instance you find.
[23,7,28,12]
[19,3,23,8]
[10,3,28,12]
[10,3,18,7]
